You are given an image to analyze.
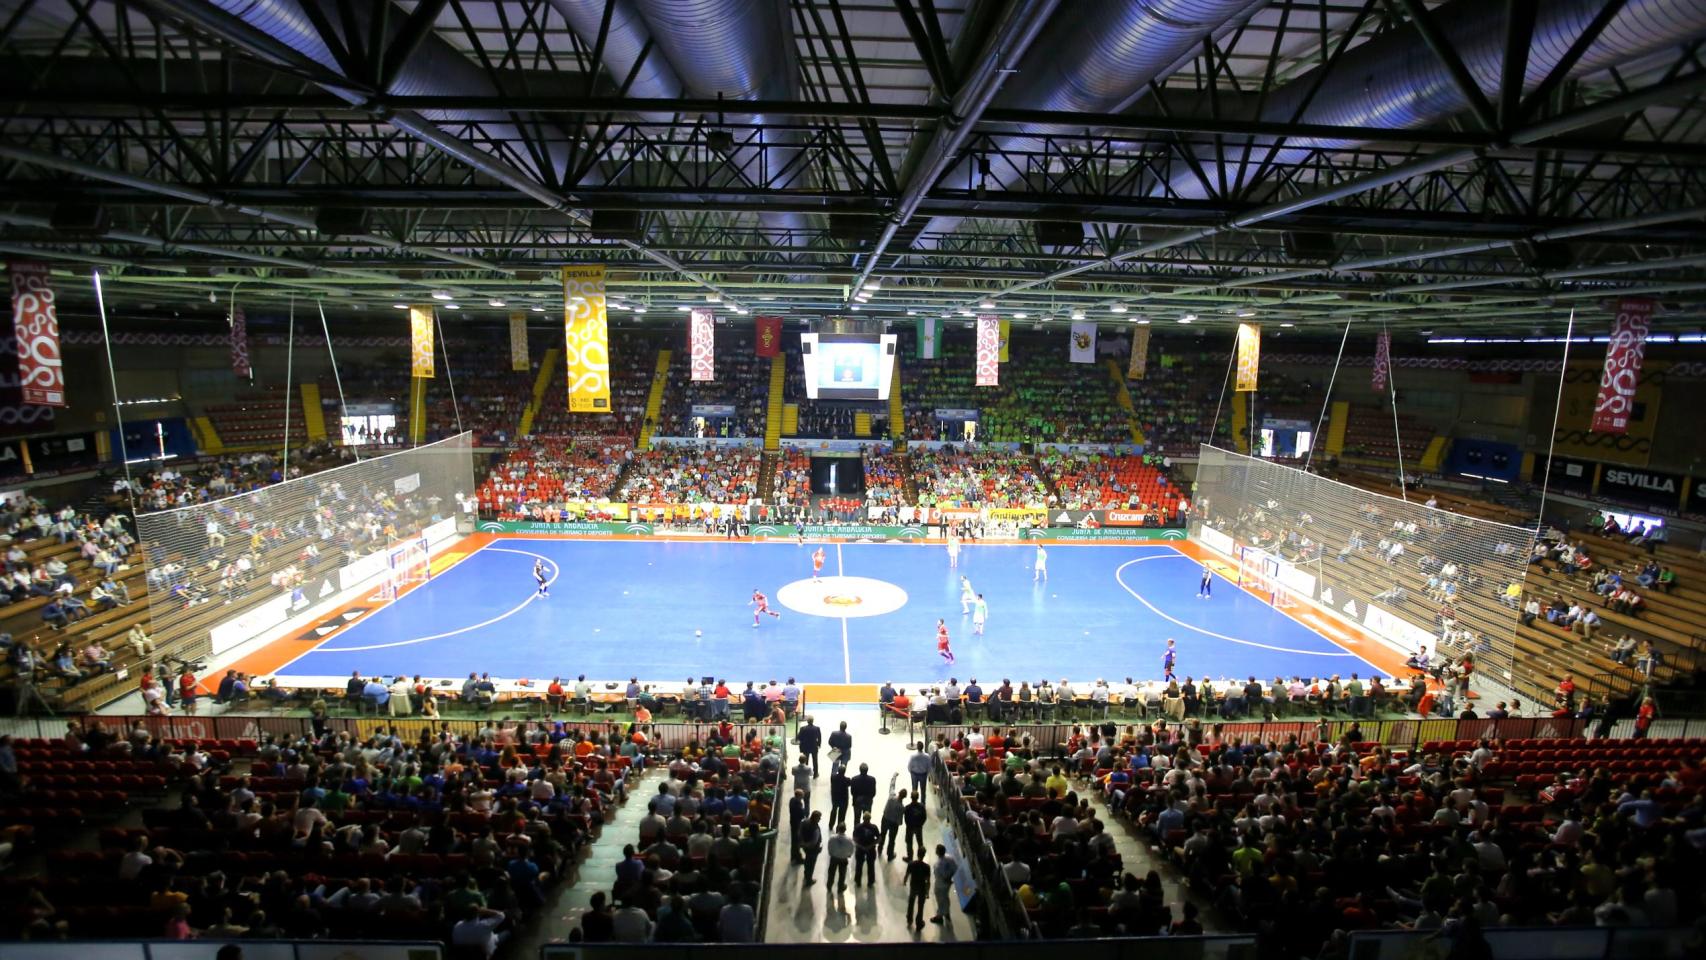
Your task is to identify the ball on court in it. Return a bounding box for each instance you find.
[695,629,702,637]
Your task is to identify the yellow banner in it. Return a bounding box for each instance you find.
[509,312,528,371]
[409,306,434,378]
[987,507,1047,522]
[1128,326,1150,380]
[998,319,1011,363]
[1235,322,1260,392]
[562,265,610,412]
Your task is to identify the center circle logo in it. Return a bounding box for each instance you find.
[777,576,907,618]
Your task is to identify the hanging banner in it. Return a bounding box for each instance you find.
[229,305,251,379]
[690,308,715,381]
[408,306,434,378]
[998,319,1011,363]
[8,262,64,406]
[1590,298,1656,435]
[1235,322,1261,392]
[917,317,939,359]
[1069,321,1097,364]
[1127,326,1151,380]
[975,315,999,387]
[1371,330,1391,393]
[563,265,610,412]
[755,315,782,358]
[508,312,528,372]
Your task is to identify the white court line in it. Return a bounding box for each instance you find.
[290,547,563,655]
[837,542,850,683]
[1114,555,1359,657]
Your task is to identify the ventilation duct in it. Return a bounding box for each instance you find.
[1176,0,1706,199]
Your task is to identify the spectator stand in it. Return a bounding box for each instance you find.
[929,738,1039,939]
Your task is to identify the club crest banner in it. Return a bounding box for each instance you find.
[509,312,528,372]
[1235,322,1261,392]
[690,309,715,381]
[229,305,251,379]
[1127,326,1151,380]
[755,315,782,358]
[563,265,610,411]
[1372,330,1391,393]
[998,319,1011,363]
[408,306,434,378]
[1069,321,1096,364]
[1590,298,1655,435]
[8,262,64,406]
[975,315,999,387]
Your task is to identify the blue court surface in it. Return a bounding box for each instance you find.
[274,538,1381,685]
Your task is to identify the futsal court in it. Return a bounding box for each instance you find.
[262,536,1389,688]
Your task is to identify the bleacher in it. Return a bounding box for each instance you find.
[203,388,310,449]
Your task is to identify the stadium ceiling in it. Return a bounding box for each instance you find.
[4,0,1706,334]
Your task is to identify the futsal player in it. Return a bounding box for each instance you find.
[1034,544,1048,581]
[812,547,826,582]
[972,594,988,635]
[752,588,782,627]
[534,559,549,597]
[959,575,975,614]
[936,619,955,664]
[1162,638,1177,681]
[1198,562,1213,599]
[946,533,960,568]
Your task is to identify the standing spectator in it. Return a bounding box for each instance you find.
[850,762,877,821]
[826,824,854,891]
[798,811,824,886]
[828,763,851,830]
[903,789,928,859]
[852,813,880,887]
[787,789,809,863]
[931,844,958,925]
[828,720,852,766]
[880,781,906,860]
[904,852,931,930]
[907,742,932,800]
[797,717,821,775]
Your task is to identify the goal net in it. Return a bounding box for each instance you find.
[1238,546,1296,609]
[381,537,432,600]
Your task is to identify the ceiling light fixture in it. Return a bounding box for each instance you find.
[443,303,460,310]
[862,281,882,291]
[1013,312,1028,319]
[1237,309,1257,319]
[1135,318,1150,325]
[1178,315,1194,324]
[706,294,722,304]
[488,299,506,308]
[957,309,972,317]
[1070,309,1086,320]
[633,305,648,314]
[906,309,917,316]
[677,305,691,312]
[392,303,408,310]
[531,306,545,313]
[1280,322,1295,328]
[979,300,996,310]
[1110,304,1127,314]
[430,290,453,301]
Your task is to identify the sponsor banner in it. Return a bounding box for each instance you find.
[1043,509,1097,527]
[0,440,24,479]
[1276,562,1317,601]
[25,432,96,473]
[1362,603,1436,656]
[755,315,782,358]
[691,404,737,417]
[1039,442,1142,455]
[1599,465,1685,506]
[916,317,938,359]
[1690,478,1706,515]
[1068,321,1097,364]
[230,305,252,378]
[1372,330,1391,393]
[394,473,421,495]
[1235,322,1260,392]
[1024,527,1187,541]
[689,308,715,381]
[509,312,529,371]
[1127,326,1150,380]
[504,502,631,521]
[649,435,762,448]
[423,516,459,544]
[482,520,651,536]
[790,438,891,454]
[986,507,1047,523]
[563,265,611,411]
[1591,297,1655,434]
[975,315,999,386]
[1103,508,1162,526]
[9,262,64,406]
[934,408,979,421]
[998,318,1011,363]
[339,547,392,592]
[1198,524,1236,556]
[408,306,434,378]
[209,593,292,656]
[1535,454,1594,490]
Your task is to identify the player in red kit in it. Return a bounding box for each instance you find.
[812,547,826,582]
[751,588,781,627]
[936,619,954,664]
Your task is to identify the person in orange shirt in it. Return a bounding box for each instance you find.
[547,677,565,713]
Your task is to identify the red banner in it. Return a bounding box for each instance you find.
[8,262,64,407]
[689,309,715,381]
[1371,331,1390,393]
[975,315,999,387]
[755,315,782,357]
[1591,298,1656,435]
[230,305,252,378]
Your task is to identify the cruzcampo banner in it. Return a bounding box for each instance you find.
[1127,326,1150,380]
[509,312,529,372]
[408,305,434,378]
[1590,297,1656,435]
[9,261,65,406]
[563,265,611,412]
[975,315,999,386]
[1235,322,1261,392]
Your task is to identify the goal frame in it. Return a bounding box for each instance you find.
[381,536,431,600]
[1237,545,1296,609]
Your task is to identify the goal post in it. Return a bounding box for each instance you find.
[381,536,431,600]
[1237,545,1313,610]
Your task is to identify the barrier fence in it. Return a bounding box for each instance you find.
[930,751,1035,940]
[919,716,1597,752]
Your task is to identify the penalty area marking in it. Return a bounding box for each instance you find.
[1114,555,1358,658]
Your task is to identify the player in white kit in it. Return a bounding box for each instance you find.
[1034,545,1048,581]
[946,533,960,568]
[960,575,975,614]
[972,594,988,635]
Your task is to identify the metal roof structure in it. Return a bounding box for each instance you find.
[3,0,1706,333]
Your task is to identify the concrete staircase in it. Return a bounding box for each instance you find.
[764,355,785,451]
[535,768,656,942]
[637,349,672,451]
[299,383,327,441]
[887,354,905,440]
[516,346,561,437]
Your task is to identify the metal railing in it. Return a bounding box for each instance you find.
[930,752,1037,940]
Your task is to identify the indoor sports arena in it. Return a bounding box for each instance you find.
[2,1,1705,956]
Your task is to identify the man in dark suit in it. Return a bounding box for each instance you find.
[796,717,822,776]
[787,788,809,863]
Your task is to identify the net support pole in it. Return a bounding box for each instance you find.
[1208,336,1237,447]
[283,297,295,479]
[1384,321,1408,502]
[1304,320,1352,472]
[317,300,358,461]
[1532,307,1577,543]
[435,309,464,437]
[91,270,136,514]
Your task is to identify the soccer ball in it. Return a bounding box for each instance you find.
[695,629,702,637]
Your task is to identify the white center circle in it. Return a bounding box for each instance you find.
[776,576,909,619]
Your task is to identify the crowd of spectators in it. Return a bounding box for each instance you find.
[862,451,908,508]
[770,449,810,508]
[1126,352,1233,458]
[653,333,769,440]
[1042,453,1187,516]
[530,333,663,440]
[619,445,761,505]
[478,438,634,519]
[912,449,1050,510]
[899,333,1134,445]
